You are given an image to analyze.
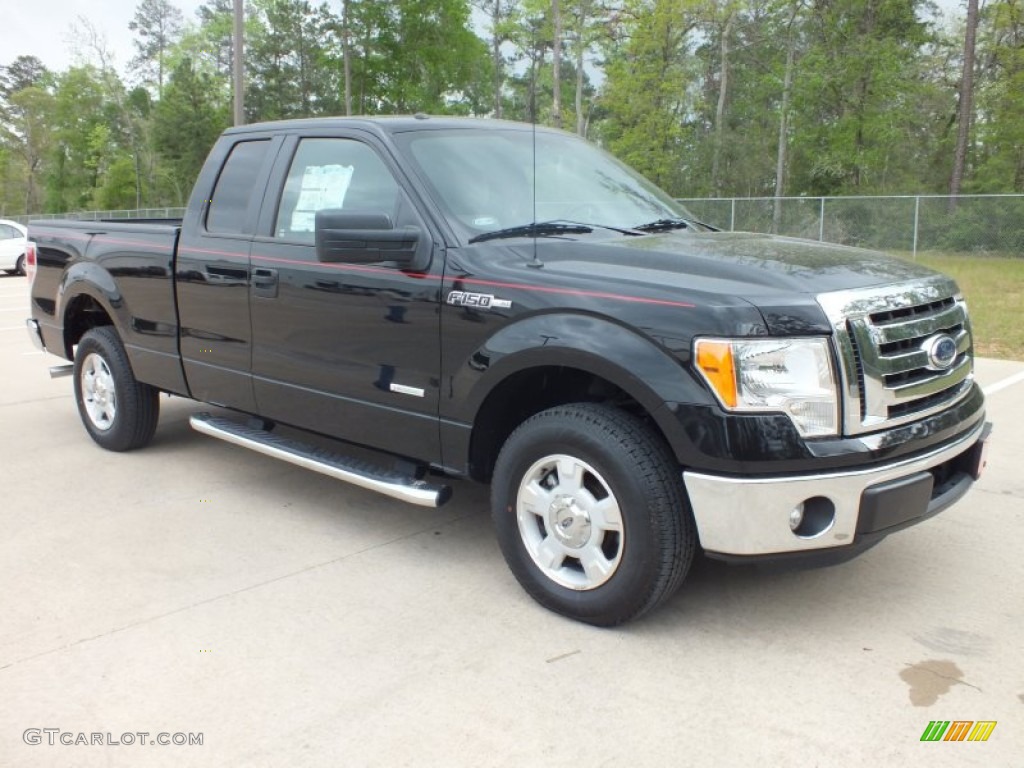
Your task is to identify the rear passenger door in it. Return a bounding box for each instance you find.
[176,135,281,412]
[249,131,444,462]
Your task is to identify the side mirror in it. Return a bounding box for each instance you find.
[314,210,421,266]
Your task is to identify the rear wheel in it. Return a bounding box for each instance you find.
[73,327,159,451]
[15,255,25,276]
[491,403,695,626]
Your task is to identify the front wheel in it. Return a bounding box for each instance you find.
[73,326,159,451]
[491,403,695,626]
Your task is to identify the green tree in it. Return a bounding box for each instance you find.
[8,0,1024,217]
[599,0,701,194]
[0,55,51,98]
[46,67,116,211]
[974,0,1024,191]
[473,0,521,117]
[0,144,16,216]
[95,156,143,209]
[381,0,492,113]
[506,1,552,121]
[193,0,238,79]
[129,0,186,98]
[789,0,934,193]
[506,0,601,131]
[247,0,339,119]
[950,0,980,201]
[0,85,56,213]
[0,56,54,214]
[691,0,811,199]
[565,0,604,135]
[154,58,229,202]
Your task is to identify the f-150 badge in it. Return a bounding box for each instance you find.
[446,291,512,310]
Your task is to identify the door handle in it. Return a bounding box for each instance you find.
[252,267,279,298]
[205,265,249,285]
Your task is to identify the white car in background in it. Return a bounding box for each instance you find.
[0,219,28,276]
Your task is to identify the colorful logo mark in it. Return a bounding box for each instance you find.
[920,721,997,742]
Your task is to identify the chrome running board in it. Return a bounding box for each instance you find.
[190,412,451,508]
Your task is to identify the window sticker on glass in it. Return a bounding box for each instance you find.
[290,164,354,232]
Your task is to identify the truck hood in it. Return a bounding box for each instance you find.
[539,231,936,298]
[509,231,946,335]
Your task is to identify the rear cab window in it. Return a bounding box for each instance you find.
[207,140,273,234]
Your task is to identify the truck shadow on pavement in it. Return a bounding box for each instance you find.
[145,395,906,634]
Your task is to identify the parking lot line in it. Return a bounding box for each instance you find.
[983,370,1024,397]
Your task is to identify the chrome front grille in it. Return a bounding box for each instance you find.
[818,277,975,436]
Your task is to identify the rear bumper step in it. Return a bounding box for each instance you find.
[190,412,451,508]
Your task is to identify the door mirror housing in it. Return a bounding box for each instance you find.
[314,210,422,267]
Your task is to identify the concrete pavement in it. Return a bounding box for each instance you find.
[0,273,1021,767]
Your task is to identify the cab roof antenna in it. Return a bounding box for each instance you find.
[527,87,543,269]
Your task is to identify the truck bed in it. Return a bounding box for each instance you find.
[28,218,186,395]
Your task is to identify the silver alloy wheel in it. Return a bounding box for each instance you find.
[516,453,625,590]
[80,352,117,431]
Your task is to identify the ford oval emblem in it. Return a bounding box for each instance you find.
[924,334,958,370]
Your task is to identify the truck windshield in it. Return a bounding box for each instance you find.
[394,127,700,244]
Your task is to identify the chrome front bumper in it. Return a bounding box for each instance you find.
[683,420,988,557]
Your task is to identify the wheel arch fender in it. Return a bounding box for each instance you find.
[452,312,710,473]
[58,262,126,355]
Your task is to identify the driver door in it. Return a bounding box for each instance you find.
[249,132,444,462]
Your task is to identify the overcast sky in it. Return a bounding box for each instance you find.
[4,0,205,76]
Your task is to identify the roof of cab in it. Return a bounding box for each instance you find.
[222,115,541,137]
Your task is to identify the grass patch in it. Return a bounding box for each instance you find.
[894,252,1024,360]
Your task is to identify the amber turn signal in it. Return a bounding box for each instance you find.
[695,340,738,408]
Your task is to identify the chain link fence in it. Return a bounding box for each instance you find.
[9,196,1024,257]
[677,194,1024,256]
[9,208,186,225]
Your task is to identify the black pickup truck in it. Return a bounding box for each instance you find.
[25,117,990,625]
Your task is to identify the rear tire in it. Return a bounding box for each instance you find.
[15,255,25,276]
[491,403,695,626]
[73,326,159,451]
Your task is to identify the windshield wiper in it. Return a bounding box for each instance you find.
[468,222,593,244]
[632,217,695,233]
[545,219,645,237]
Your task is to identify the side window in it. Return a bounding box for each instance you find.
[207,140,272,234]
[0,224,16,240]
[274,138,400,242]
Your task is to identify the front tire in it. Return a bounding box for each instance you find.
[73,327,159,451]
[491,403,695,626]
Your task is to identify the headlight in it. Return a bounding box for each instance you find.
[694,337,839,437]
